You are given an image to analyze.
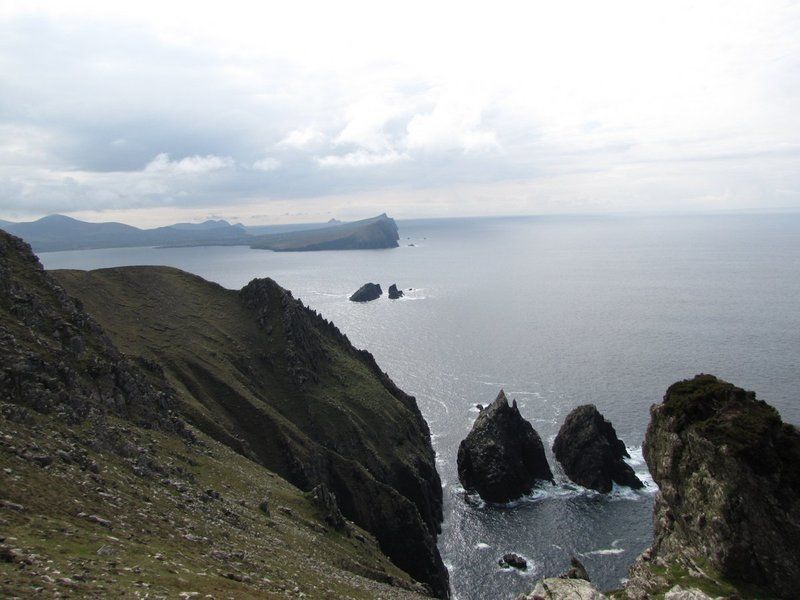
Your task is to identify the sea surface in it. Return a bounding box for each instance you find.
[40,214,800,599]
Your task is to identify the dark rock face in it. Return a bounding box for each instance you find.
[0,230,181,432]
[388,284,404,299]
[630,375,800,599]
[457,390,553,503]
[552,405,643,493]
[559,556,590,581]
[349,283,382,302]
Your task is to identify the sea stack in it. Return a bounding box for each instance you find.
[388,283,404,299]
[552,404,643,493]
[457,390,553,503]
[349,283,382,302]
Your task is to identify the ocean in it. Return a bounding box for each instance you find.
[39,213,800,599]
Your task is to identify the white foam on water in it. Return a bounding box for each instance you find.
[581,548,626,556]
[475,543,491,550]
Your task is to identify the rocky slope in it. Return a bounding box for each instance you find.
[54,265,448,596]
[457,390,553,503]
[0,230,445,597]
[552,405,643,493]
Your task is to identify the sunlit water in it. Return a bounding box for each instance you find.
[40,214,800,599]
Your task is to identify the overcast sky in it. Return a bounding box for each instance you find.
[1,1,799,226]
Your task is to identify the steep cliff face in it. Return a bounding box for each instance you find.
[54,267,448,596]
[0,230,431,598]
[626,374,800,599]
[251,213,400,251]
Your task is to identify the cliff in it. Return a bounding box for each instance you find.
[624,374,800,599]
[53,265,447,595]
[0,229,443,597]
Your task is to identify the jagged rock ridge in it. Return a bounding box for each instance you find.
[457,390,553,503]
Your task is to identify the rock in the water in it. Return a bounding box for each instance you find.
[519,578,608,600]
[499,553,528,570]
[349,283,382,302]
[388,283,404,299]
[559,556,590,581]
[552,405,643,493]
[625,374,800,599]
[457,389,553,503]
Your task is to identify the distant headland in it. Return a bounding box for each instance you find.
[0,213,400,253]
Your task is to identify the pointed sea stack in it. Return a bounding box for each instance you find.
[552,404,643,493]
[388,283,404,299]
[457,390,553,503]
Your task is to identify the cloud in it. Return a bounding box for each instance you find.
[317,150,408,168]
[1,1,799,224]
[144,153,235,174]
[252,156,280,171]
[277,127,326,149]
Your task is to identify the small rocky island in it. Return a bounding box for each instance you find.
[349,282,382,302]
[457,390,553,503]
[552,404,643,492]
[388,283,404,299]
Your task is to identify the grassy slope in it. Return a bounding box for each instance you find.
[0,406,426,599]
[52,266,446,595]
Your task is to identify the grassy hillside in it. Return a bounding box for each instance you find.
[0,229,445,597]
[53,266,447,596]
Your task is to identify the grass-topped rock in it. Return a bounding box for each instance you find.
[626,374,800,599]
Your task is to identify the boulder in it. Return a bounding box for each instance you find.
[498,553,528,570]
[349,283,382,302]
[552,405,643,493]
[388,284,404,299]
[457,390,553,503]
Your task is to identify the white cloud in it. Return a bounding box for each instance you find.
[405,91,499,153]
[277,127,325,149]
[144,153,234,174]
[317,150,407,168]
[252,156,280,171]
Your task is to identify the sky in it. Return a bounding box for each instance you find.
[1,0,799,226]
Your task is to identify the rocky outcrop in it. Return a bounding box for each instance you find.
[252,213,400,252]
[457,390,553,503]
[552,405,643,493]
[498,553,528,570]
[518,578,608,600]
[625,374,800,599]
[388,284,404,299]
[350,283,383,302]
[0,230,182,432]
[559,556,590,581]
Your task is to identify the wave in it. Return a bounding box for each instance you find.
[580,547,626,556]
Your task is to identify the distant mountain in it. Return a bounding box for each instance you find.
[250,213,400,251]
[0,213,399,252]
[169,219,245,231]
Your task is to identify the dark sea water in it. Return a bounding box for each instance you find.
[40,214,800,599]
